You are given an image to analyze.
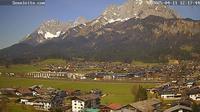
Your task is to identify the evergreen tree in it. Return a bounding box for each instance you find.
[134,85,148,101]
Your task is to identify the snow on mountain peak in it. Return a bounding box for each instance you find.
[44,31,61,39]
[38,30,44,35]
[101,0,179,24]
[135,0,143,5]
[22,0,179,46]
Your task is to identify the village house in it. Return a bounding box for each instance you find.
[29,85,42,90]
[90,89,102,96]
[32,88,49,96]
[0,88,16,96]
[103,75,114,80]
[71,94,100,112]
[33,98,52,111]
[18,97,52,111]
[171,98,193,108]
[160,91,182,100]
[121,98,161,112]
[65,89,81,96]
[186,81,195,88]
[19,97,37,105]
[106,103,122,112]
[51,90,67,109]
[187,87,200,101]
[147,82,171,95]
[15,88,33,96]
[113,74,129,80]
[6,72,15,77]
[164,104,192,112]
[99,105,112,112]
[27,72,68,79]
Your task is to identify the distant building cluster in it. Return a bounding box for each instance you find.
[1,80,200,112]
[27,72,85,80]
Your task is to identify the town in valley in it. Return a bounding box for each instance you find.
[0,59,200,112]
[0,0,200,111]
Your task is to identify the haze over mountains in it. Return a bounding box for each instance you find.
[0,0,200,64]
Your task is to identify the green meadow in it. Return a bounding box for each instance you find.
[0,59,66,74]
[0,59,158,111]
[0,77,156,104]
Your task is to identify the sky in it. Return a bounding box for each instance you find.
[0,0,200,49]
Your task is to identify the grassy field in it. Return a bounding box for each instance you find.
[0,59,158,111]
[0,59,66,74]
[7,102,36,112]
[38,58,66,65]
[0,77,156,105]
[0,65,40,73]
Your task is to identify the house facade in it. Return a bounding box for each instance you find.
[161,93,182,100]
[72,94,100,112]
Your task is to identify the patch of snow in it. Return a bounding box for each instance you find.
[56,31,61,36]
[61,32,65,35]
[155,7,158,10]
[134,13,137,16]
[44,31,61,39]
[107,18,130,23]
[136,0,143,5]
[113,12,117,16]
[91,19,99,26]
[108,19,117,23]
[123,18,130,21]
[38,30,44,35]
[73,28,78,32]
[146,0,154,5]
[103,17,108,20]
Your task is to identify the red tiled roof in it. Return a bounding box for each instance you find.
[107,103,122,110]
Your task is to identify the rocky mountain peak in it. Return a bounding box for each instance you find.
[22,0,180,46]
[101,0,179,24]
[22,16,88,45]
[74,16,88,26]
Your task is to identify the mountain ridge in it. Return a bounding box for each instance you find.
[1,15,200,64]
[0,0,200,64]
[21,0,179,46]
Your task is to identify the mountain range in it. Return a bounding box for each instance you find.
[0,0,200,64]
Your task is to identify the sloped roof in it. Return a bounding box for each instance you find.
[164,105,192,112]
[16,88,32,94]
[187,87,200,95]
[73,94,99,101]
[107,103,122,110]
[129,98,161,112]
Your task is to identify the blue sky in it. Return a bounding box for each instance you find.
[0,0,200,49]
